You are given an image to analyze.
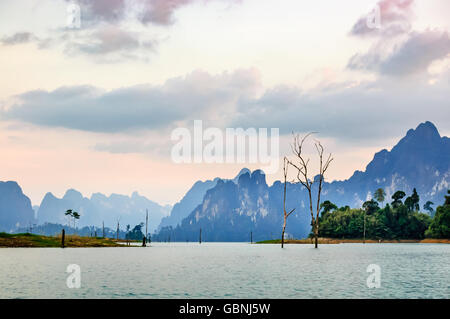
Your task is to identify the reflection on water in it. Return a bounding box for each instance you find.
[0,243,449,298]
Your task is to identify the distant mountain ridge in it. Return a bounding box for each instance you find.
[157,168,251,230]
[37,190,171,232]
[325,121,449,207]
[0,181,35,232]
[1,121,448,237]
[154,121,450,242]
[0,184,171,233]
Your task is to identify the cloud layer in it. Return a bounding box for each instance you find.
[1,69,260,133]
[350,0,414,37]
[0,32,37,45]
[348,30,450,76]
[0,0,448,151]
[2,68,448,147]
[73,0,241,26]
[0,0,242,61]
[348,0,450,77]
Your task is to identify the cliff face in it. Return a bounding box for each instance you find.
[37,190,171,232]
[0,181,35,232]
[157,168,251,231]
[155,122,450,241]
[325,121,450,208]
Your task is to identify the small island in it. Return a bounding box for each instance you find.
[0,232,126,248]
[258,189,450,246]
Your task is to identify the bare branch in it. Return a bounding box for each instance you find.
[281,156,296,248]
[287,208,296,217]
[288,133,333,248]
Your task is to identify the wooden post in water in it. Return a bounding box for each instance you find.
[250,231,253,244]
[145,209,148,243]
[61,229,65,248]
[199,228,202,244]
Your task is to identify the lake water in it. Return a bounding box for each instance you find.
[0,243,449,299]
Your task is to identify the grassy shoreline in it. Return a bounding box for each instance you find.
[0,232,127,248]
[257,238,450,244]
[1,233,448,247]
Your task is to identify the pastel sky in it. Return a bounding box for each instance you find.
[0,0,449,206]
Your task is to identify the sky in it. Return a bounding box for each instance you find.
[0,0,449,206]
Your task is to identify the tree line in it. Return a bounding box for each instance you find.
[318,188,450,239]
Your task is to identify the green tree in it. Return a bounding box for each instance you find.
[72,211,80,230]
[426,190,450,238]
[318,195,437,240]
[64,209,73,226]
[423,201,434,215]
[411,188,420,211]
[391,191,406,208]
[373,188,386,206]
[425,205,450,238]
[405,189,420,212]
[406,212,431,239]
[320,200,338,215]
[405,196,414,212]
[363,199,379,215]
[128,223,145,240]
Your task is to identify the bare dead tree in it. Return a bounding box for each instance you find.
[281,157,295,248]
[116,218,121,241]
[145,209,149,242]
[287,133,333,248]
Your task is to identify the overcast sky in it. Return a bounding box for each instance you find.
[0,0,449,206]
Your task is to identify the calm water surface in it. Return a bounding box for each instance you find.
[0,243,448,298]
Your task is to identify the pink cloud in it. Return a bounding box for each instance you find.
[73,0,241,26]
[350,0,414,37]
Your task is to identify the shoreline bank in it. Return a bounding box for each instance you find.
[0,232,127,248]
[257,238,450,244]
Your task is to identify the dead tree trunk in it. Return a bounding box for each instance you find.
[281,157,295,248]
[314,223,319,248]
[288,133,333,249]
[145,209,148,243]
